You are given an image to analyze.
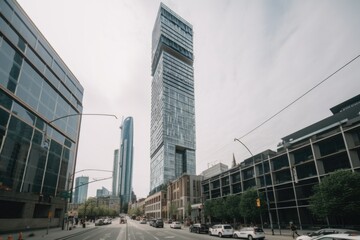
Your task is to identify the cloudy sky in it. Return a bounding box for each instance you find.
[17,0,360,198]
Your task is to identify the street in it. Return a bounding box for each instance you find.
[57,219,297,240]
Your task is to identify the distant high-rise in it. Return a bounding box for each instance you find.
[150,3,196,192]
[119,117,134,205]
[74,176,89,204]
[112,149,120,196]
[96,186,111,197]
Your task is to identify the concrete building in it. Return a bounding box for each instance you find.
[166,174,203,223]
[0,0,83,232]
[201,163,229,180]
[145,190,167,219]
[150,3,196,192]
[201,95,360,228]
[112,149,120,197]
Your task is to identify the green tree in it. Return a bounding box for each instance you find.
[239,188,261,224]
[225,194,242,225]
[212,198,227,221]
[309,170,360,223]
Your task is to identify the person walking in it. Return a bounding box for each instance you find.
[290,223,300,239]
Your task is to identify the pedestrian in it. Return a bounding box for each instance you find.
[290,223,300,239]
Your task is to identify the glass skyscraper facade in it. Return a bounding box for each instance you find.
[0,0,83,232]
[150,4,196,192]
[119,117,134,205]
[112,149,120,196]
[74,176,88,204]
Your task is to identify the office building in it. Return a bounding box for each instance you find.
[96,186,110,197]
[112,149,120,196]
[0,0,84,232]
[73,176,89,204]
[150,3,196,193]
[119,117,134,206]
[201,95,360,228]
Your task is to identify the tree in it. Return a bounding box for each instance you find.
[239,188,261,225]
[309,170,360,223]
[225,194,242,225]
[169,203,177,220]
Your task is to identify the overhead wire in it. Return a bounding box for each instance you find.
[201,54,360,166]
[236,54,360,140]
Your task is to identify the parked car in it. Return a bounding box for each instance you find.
[312,232,360,240]
[148,219,155,226]
[103,218,112,224]
[296,228,358,240]
[153,219,164,228]
[189,223,209,234]
[233,227,265,239]
[140,219,147,224]
[209,224,234,238]
[95,219,104,226]
[170,221,181,229]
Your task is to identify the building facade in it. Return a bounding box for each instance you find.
[0,0,83,232]
[145,190,167,219]
[202,95,360,228]
[167,174,203,222]
[150,3,196,193]
[119,117,134,206]
[96,186,110,198]
[73,176,89,204]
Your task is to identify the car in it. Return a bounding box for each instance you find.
[233,227,265,239]
[120,217,127,224]
[95,219,104,226]
[170,221,181,229]
[312,232,360,240]
[148,219,155,226]
[296,228,358,240]
[189,223,209,234]
[140,219,147,224]
[209,224,234,238]
[153,219,164,228]
[103,218,112,224]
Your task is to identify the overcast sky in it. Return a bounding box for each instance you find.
[17,0,360,199]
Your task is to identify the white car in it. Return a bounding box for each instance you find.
[233,227,265,239]
[209,224,234,238]
[312,233,360,240]
[170,221,181,229]
[296,228,357,240]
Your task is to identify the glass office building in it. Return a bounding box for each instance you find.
[150,3,196,192]
[119,117,134,205]
[112,149,120,196]
[74,176,89,204]
[0,0,83,232]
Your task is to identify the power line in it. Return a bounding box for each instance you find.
[236,54,360,140]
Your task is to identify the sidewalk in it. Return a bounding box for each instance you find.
[0,222,95,240]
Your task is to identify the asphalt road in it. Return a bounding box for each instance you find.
[61,220,296,240]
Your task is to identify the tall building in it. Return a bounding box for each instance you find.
[150,3,196,192]
[112,149,120,196]
[73,176,89,204]
[119,117,134,205]
[0,0,83,232]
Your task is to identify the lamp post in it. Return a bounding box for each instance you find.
[234,138,273,234]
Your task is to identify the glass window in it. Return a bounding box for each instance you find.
[25,47,45,73]
[36,42,52,66]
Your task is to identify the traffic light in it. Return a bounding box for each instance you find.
[256,198,261,207]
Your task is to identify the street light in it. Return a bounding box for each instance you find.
[234,138,274,234]
[43,113,117,230]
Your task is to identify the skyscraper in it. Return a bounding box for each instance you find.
[112,149,120,196]
[119,117,134,205]
[0,0,83,232]
[150,4,196,192]
[74,176,89,204]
